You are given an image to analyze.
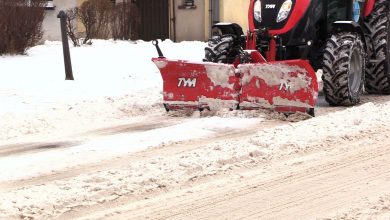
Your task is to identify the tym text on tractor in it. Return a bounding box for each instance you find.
[152,0,390,116]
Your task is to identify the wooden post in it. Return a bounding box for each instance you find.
[57,10,74,80]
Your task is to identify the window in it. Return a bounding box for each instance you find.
[326,0,347,30]
[179,0,196,9]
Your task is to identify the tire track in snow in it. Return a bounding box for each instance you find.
[1,94,389,189]
[0,118,281,190]
[82,135,390,220]
[1,94,387,158]
[0,117,183,157]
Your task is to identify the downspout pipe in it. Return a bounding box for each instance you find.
[172,0,177,42]
[209,0,220,37]
[209,0,212,36]
[213,0,220,24]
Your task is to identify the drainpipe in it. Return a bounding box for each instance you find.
[209,0,212,36]
[209,0,220,37]
[213,0,220,24]
[172,0,177,42]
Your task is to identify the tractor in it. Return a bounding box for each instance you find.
[152,0,390,116]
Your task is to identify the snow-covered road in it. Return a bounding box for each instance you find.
[1,40,390,219]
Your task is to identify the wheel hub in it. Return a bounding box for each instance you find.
[349,48,363,95]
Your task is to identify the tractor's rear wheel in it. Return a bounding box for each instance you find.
[364,0,390,94]
[322,32,365,106]
[203,35,234,63]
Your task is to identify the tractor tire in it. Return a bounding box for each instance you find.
[203,35,234,63]
[322,32,365,106]
[364,0,390,94]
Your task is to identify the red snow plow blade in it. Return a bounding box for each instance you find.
[153,57,318,116]
[152,58,240,111]
[238,60,318,114]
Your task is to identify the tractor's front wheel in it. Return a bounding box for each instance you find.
[322,32,365,106]
[203,35,234,63]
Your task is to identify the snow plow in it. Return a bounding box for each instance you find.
[153,0,390,117]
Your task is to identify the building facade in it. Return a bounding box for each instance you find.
[41,0,251,42]
[169,0,250,42]
[141,0,250,42]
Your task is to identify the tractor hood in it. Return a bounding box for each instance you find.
[251,0,311,35]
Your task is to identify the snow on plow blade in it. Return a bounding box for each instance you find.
[152,58,318,115]
[152,58,240,110]
[238,60,318,114]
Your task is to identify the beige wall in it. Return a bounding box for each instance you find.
[173,0,251,42]
[204,0,210,39]
[42,0,79,41]
[219,0,250,33]
[173,0,206,42]
[203,0,251,41]
[43,0,250,42]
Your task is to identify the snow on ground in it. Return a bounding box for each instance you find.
[0,39,265,180]
[0,116,262,181]
[2,39,390,219]
[1,100,390,219]
[0,40,208,143]
[0,39,268,218]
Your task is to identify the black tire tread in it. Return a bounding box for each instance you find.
[322,33,365,106]
[364,0,390,94]
[203,35,234,63]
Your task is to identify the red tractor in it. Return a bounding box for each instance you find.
[153,0,390,116]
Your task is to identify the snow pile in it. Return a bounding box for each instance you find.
[249,102,385,153]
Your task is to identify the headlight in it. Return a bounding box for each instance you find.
[254,0,262,22]
[277,0,292,23]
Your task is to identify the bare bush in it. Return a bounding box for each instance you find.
[94,0,112,39]
[129,2,141,40]
[0,0,45,55]
[111,0,140,40]
[78,0,97,44]
[64,0,141,46]
[78,0,113,44]
[65,8,80,47]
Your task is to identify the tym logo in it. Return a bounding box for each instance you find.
[266,4,276,9]
[178,78,197,87]
[279,81,291,91]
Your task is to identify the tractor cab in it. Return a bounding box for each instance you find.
[252,0,364,32]
[250,0,366,61]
